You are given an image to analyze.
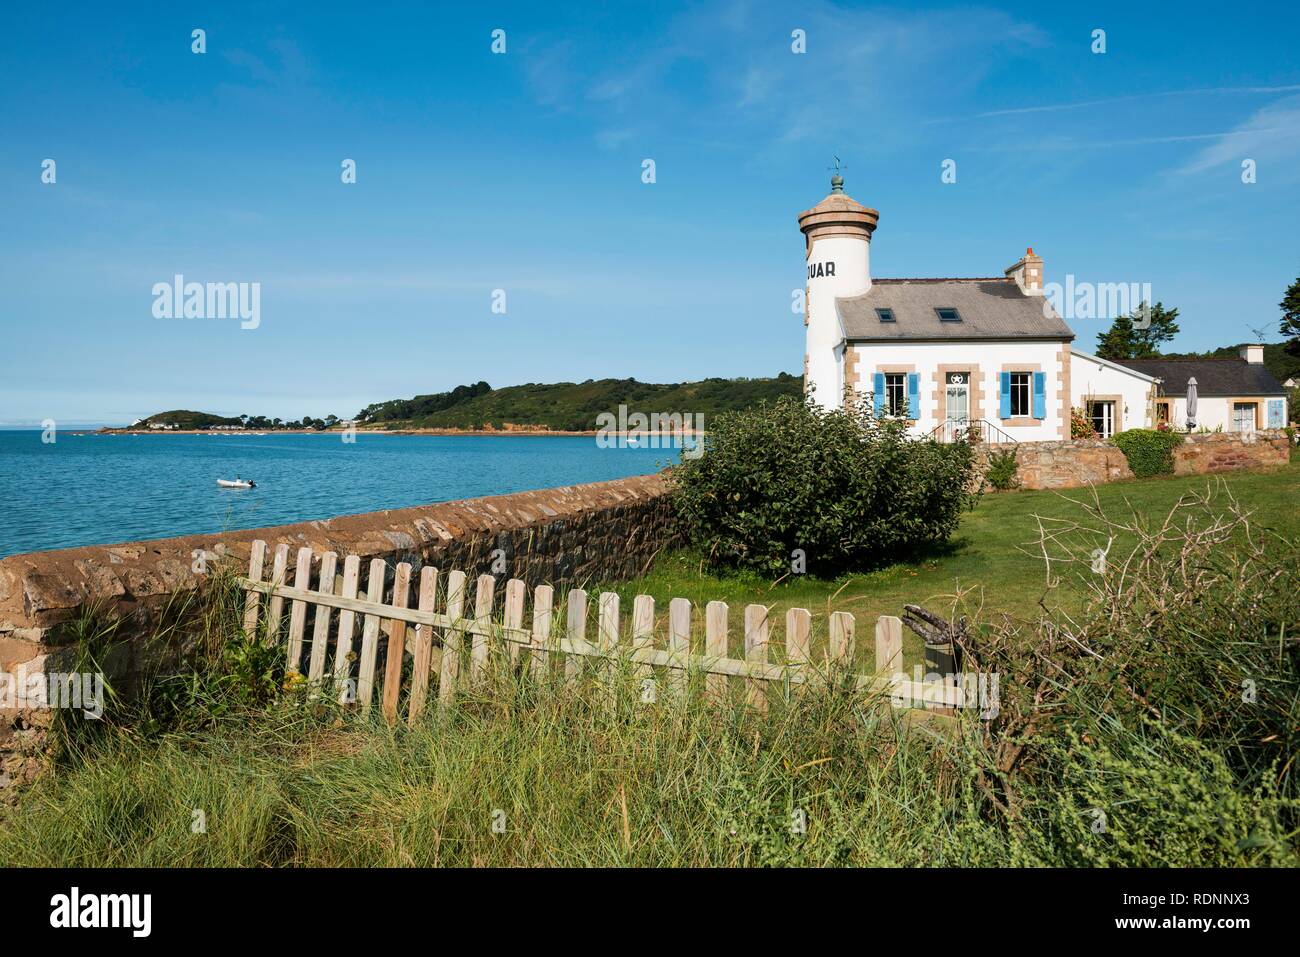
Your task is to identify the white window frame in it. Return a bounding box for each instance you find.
[1088,400,1116,438]
[884,373,907,417]
[1009,372,1031,418]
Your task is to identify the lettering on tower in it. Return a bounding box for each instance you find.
[807,261,836,279]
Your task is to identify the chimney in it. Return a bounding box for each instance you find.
[1239,343,1264,364]
[1005,247,1043,294]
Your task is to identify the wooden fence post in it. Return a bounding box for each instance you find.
[705,600,728,705]
[380,562,413,724]
[242,540,267,638]
[829,611,855,671]
[504,578,527,668]
[786,607,811,694]
[285,546,314,674]
[333,554,362,703]
[668,597,690,701]
[265,543,290,643]
[598,592,620,688]
[874,615,903,676]
[470,574,496,685]
[438,569,467,703]
[530,584,554,680]
[744,604,770,713]
[356,558,388,714]
[631,595,655,688]
[407,566,439,726]
[306,551,338,687]
[565,588,588,683]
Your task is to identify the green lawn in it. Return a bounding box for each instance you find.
[599,458,1300,668]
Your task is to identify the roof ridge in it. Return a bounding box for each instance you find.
[1118,357,1249,363]
[873,277,1010,283]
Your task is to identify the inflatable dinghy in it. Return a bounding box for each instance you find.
[217,478,256,489]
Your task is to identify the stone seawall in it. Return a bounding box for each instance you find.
[0,473,674,792]
[975,430,1290,490]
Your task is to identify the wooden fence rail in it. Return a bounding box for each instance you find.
[237,540,966,726]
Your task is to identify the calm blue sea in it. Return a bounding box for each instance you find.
[0,431,682,557]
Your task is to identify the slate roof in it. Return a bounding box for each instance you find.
[1116,359,1287,397]
[838,278,1074,341]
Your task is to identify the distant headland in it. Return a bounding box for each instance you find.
[98,373,801,435]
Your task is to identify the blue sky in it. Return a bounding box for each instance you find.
[3,0,1298,424]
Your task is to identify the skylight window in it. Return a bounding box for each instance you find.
[876,308,895,323]
[935,307,961,322]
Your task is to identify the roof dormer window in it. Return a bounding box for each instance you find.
[876,308,895,323]
[935,307,961,322]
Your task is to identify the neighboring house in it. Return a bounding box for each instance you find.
[798,177,1289,439]
[1117,347,1289,432]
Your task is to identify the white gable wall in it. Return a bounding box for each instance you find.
[848,340,1068,441]
[1069,352,1155,433]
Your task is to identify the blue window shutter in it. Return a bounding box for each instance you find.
[906,373,920,418]
[1268,399,1284,429]
[1032,372,1046,419]
[999,372,1012,419]
[873,372,886,415]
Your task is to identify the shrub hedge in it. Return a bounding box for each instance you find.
[669,396,979,575]
[984,448,1019,490]
[1111,427,1183,478]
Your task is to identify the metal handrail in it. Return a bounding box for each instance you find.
[924,418,1019,445]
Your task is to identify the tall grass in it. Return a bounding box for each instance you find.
[2,482,1297,867]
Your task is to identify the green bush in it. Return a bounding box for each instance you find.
[1111,427,1183,478]
[669,396,979,575]
[984,448,1019,490]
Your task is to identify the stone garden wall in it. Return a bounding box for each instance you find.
[0,473,675,793]
[975,429,1290,491]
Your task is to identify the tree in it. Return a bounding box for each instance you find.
[1095,301,1180,359]
[1280,274,1300,358]
[1095,313,1137,360]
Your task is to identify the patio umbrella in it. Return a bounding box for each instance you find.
[1185,376,1198,430]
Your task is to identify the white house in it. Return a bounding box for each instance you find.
[1119,346,1289,432]
[799,177,1288,439]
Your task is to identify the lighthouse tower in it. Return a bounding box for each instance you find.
[797,174,879,410]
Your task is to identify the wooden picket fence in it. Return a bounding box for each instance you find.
[238,540,965,726]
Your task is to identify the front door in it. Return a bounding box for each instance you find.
[945,373,970,441]
[1233,402,1256,433]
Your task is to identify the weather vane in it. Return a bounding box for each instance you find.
[828,155,846,192]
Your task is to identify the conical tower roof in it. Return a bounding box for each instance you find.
[797,176,879,255]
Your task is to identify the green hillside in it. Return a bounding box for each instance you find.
[140,410,243,429]
[357,374,803,431]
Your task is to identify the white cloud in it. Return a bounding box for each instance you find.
[1176,93,1300,175]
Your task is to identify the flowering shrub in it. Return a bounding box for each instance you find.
[1070,406,1097,439]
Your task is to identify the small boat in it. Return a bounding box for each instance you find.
[217,477,256,489]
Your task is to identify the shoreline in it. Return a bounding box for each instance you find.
[92,428,706,438]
